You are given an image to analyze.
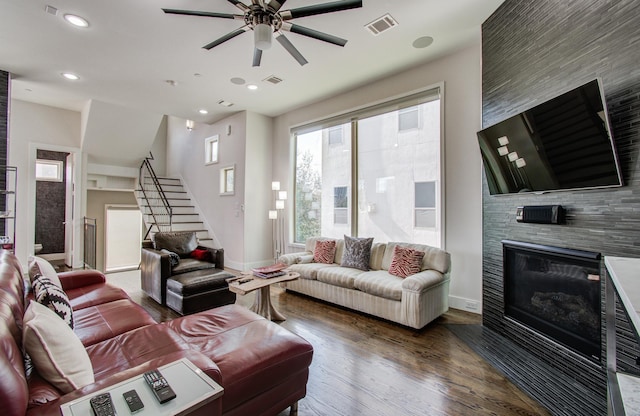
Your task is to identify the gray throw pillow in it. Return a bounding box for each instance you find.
[341,235,374,271]
[153,231,198,258]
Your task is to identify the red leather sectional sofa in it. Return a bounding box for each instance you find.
[0,251,313,416]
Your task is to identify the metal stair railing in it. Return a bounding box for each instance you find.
[139,153,173,239]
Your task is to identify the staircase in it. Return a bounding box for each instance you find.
[136,155,214,247]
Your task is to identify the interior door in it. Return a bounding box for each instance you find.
[64,153,74,267]
[105,205,142,272]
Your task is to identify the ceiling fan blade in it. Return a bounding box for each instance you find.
[203,26,250,50]
[280,0,362,20]
[226,0,249,12]
[267,0,287,12]
[282,22,348,47]
[275,33,308,66]
[162,9,239,19]
[252,48,263,67]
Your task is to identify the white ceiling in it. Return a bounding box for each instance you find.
[0,0,504,124]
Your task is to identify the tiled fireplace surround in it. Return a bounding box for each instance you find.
[481,0,640,414]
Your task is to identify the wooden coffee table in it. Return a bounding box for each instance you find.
[227,271,299,321]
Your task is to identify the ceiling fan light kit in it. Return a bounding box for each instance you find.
[163,0,363,67]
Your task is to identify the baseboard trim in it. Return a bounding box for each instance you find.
[449,295,481,314]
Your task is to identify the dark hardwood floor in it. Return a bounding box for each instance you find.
[105,270,549,416]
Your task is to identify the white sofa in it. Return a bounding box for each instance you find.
[278,237,451,329]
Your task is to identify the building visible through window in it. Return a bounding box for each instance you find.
[334,186,348,224]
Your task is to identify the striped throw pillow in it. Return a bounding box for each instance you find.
[313,240,337,264]
[388,246,425,278]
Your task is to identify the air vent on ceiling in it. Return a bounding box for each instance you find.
[263,75,283,85]
[45,5,58,16]
[365,14,398,36]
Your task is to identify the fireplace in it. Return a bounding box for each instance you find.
[502,240,602,362]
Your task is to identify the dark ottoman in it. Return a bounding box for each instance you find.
[166,268,236,315]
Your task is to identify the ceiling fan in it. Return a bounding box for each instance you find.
[163,0,363,67]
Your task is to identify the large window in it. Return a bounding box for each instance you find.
[294,87,443,247]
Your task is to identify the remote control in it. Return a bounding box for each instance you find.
[89,392,116,416]
[143,369,176,404]
[123,389,144,413]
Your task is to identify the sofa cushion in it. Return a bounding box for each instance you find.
[171,258,216,275]
[369,242,386,271]
[313,240,336,264]
[153,231,198,258]
[316,266,364,289]
[28,257,61,288]
[164,305,313,415]
[382,242,451,274]
[287,262,337,280]
[23,301,94,394]
[32,275,74,328]
[341,236,374,271]
[354,271,404,301]
[66,283,131,310]
[388,246,425,278]
[73,299,156,347]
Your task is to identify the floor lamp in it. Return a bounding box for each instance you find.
[269,181,287,264]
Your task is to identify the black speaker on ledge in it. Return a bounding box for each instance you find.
[516,205,566,224]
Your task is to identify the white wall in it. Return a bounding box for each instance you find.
[166,113,248,270]
[273,43,484,312]
[8,99,84,266]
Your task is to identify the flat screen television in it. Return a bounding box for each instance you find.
[477,79,623,195]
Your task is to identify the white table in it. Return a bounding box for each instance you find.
[60,358,223,416]
[605,256,640,416]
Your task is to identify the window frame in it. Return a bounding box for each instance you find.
[292,84,445,247]
[35,159,64,182]
[205,135,219,165]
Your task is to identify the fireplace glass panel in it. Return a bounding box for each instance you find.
[503,240,601,362]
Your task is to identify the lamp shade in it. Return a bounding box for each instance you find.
[278,191,287,200]
[276,200,285,210]
[268,210,278,220]
[271,181,280,191]
[254,23,272,50]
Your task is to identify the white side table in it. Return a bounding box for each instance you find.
[60,358,223,416]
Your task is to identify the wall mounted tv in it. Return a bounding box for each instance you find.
[477,79,623,195]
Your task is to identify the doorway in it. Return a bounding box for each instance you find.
[34,150,70,264]
[104,205,142,272]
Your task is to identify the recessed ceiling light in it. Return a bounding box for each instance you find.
[230,77,246,85]
[198,109,209,115]
[218,100,234,107]
[63,14,89,28]
[412,36,434,49]
[61,72,80,80]
[247,84,258,90]
[165,80,178,87]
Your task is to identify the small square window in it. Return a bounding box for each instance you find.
[328,126,343,145]
[35,160,63,182]
[398,106,420,131]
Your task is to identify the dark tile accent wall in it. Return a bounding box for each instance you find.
[35,150,68,254]
[0,71,9,236]
[482,0,640,413]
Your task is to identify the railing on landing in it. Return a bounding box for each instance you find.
[138,153,173,239]
[83,217,96,269]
